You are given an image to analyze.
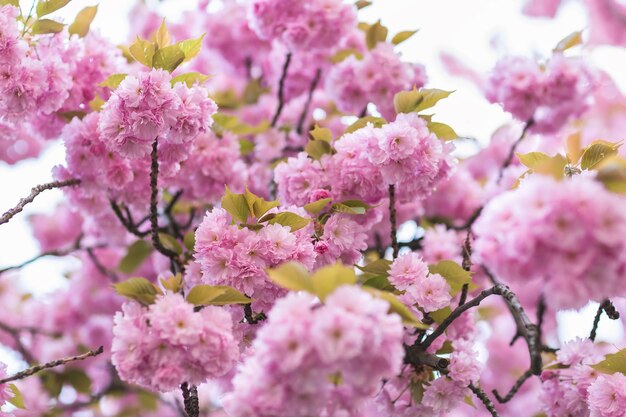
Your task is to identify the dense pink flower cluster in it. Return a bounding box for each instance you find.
[474,174,626,310]
[388,252,452,312]
[99,69,217,159]
[588,373,626,417]
[0,362,12,411]
[0,5,25,66]
[486,54,596,133]
[420,225,463,264]
[194,208,316,310]
[112,293,239,392]
[223,286,404,417]
[30,205,83,252]
[248,0,357,51]
[326,44,427,119]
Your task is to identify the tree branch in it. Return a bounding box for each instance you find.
[469,383,499,417]
[492,369,533,403]
[0,346,103,384]
[388,184,399,259]
[181,382,199,417]
[0,179,81,226]
[296,68,322,135]
[590,299,620,341]
[496,120,533,185]
[270,52,293,128]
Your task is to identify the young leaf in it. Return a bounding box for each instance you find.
[413,88,454,113]
[68,5,98,37]
[355,0,372,9]
[428,260,473,296]
[113,277,161,306]
[355,259,392,277]
[566,131,582,164]
[394,87,423,114]
[344,115,387,134]
[392,30,418,45]
[155,19,170,49]
[305,140,332,160]
[516,152,551,169]
[36,0,70,17]
[239,138,254,155]
[329,48,363,64]
[331,203,366,215]
[427,121,458,140]
[88,95,105,111]
[429,306,452,324]
[221,186,250,223]
[310,263,357,301]
[160,274,183,293]
[591,349,626,375]
[309,125,332,142]
[171,72,210,87]
[267,262,315,293]
[158,233,183,255]
[252,197,280,219]
[98,73,128,89]
[553,30,583,53]
[186,285,251,306]
[152,45,186,72]
[118,240,153,274]
[183,231,196,252]
[267,212,310,232]
[129,37,156,67]
[580,140,622,170]
[7,384,25,409]
[31,19,64,34]
[366,20,388,49]
[178,34,205,63]
[304,198,332,214]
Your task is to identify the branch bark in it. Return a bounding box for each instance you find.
[270,53,293,128]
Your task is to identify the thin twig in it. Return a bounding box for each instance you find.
[0,346,103,384]
[86,248,119,282]
[496,120,533,185]
[0,179,80,226]
[0,322,35,363]
[389,184,399,259]
[469,383,499,417]
[492,369,533,403]
[296,68,322,135]
[590,299,620,341]
[270,53,293,128]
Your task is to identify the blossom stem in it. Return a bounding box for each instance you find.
[496,119,534,185]
[297,68,322,135]
[0,179,81,226]
[0,346,103,384]
[389,184,399,259]
[270,52,293,128]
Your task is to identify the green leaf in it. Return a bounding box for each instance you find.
[158,233,183,255]
[429,306,452,324]
[580,140,622,170]
[309,125,332,142]
[591,349,626,375]
[355,0,372,9]
[221,186,250,223]
[414,88,454,113]
[155,19,170,49]
[113,277,161,306]
[186,285,251,306]
[553,30,583,53]
[0,0,20,6]
[31,18,64,34]
[89,94,105,111]
[98,73,128,89]
[178,34,205,63]
[329,48,363,64]
[7,384,25,409]
[428,260,473,296]
[63,368,91,395]
[305,140,332,160]
[267,262,315,293]
[152,44,186,72]
[68,5,97,37]
[304,198,332,214]
[363,288,429,328]
[183,231,195,252]
[310,263,357,301]
[516,151,551,169]
[118,240,153,274]
[361,275,393,291]
[129,37,156,67]
[36,0,70,17]
[394,87,423,114]
[267,212,310,232]
[170,72,210,87]
[243,78,269,104]
[344,115,387,134]
[160,273,183,293]
[366,20,388,49]
[252,197,279,219]
[392,30,418,45]
[427,121,457,140]
[239,138,254,155]
[436,340,454,354]
[464,395,477,408]
[331,203,366,215]
[410,381,425,403]
[356,259,392,276]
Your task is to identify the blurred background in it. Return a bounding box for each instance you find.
[1,0,624,369]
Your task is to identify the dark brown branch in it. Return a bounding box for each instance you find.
[397,236,423,251]
[0,346,103,384]
[404,345,449,372]
[243,304,266,325]
[496,120,533,185]
[181,382,199,417]
[0,321,35,363]
[0,179,81,226]
[492,369,533,403]
[389,184,399,259]
[469,383,499,417]
[296,68,322,135]
[0,247,75,274]
[270,52,293,128]
[110,201,150,238]
[86,247,119,282]
[590,299,620,341]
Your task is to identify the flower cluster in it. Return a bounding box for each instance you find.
[486,54,596,133]
[194,208,316,310]
[99,69,217,159]
[248,0,357,51]
[223,286,404,417]
[326,43,427,119]
[474,174,626,310]
[111,293,239,392]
